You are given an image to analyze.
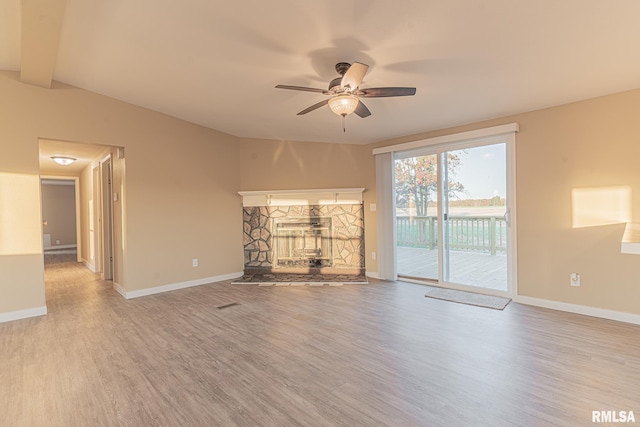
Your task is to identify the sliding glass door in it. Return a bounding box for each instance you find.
[394,137,513,294]
[394,154,439,280]
[441,143,508,291]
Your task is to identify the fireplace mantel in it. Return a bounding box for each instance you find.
[238,188,365,207]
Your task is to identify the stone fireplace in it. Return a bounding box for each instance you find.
[239,188,365,276]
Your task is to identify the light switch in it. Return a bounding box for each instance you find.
[370,203,376,212]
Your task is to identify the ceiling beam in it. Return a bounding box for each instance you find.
[20,0,67,88]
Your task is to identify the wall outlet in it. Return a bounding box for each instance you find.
[55,239,60,245]
[371,252,376,260]
[192,258,199,267]
[370,203,377,212]
[570,272,580,287]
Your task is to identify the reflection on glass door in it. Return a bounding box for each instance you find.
[394,154,439,280]
[442,143,508,291]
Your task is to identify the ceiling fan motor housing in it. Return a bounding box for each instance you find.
[328,77,342,91]
[335,62,351,75]
[329,62,352,92]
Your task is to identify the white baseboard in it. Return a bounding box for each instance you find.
[514,295,640,326]
[113,282,126,298]
[366,271,380,279]
[0,306,47,324]
[122,272,244,299]
[83,260,96,273]
[44,244,77,250]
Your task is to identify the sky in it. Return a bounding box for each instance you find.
[451,143,506,200]
[396,141,507,203]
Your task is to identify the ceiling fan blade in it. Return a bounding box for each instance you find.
[354,100,371,118]
[341,62,369,90]
[356,87,416,98]
[297,99,330,115]
[276,85,329,94]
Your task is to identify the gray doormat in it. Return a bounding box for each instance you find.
[425,288,511,310]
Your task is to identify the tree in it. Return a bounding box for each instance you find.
[394,154,465,216]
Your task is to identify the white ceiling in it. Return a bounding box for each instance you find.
[5,0,640,144]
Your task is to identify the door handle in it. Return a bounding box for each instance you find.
[503,208,511,227]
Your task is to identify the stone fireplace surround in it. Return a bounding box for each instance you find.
[237,189,366,283]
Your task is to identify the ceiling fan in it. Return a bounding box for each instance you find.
[276,62,416,130]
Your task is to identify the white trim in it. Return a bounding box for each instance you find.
[397,277,438,286]
[621,222,640,254]
[41,179,74,186]
[239,188,365,207]
[113,282,126,298]
[83,260,96,273]
[373,123,519,155]
[238,188,365,196]
[505,135,518,297]
[0,306,47,323]
[365,271,380,279]
[121,272,244,299]
[44,244,77,250]
[514,295,640,326]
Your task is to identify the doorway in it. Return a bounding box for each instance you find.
[40,177,81,263]
[38,138,125,290]
[394,135,516,296]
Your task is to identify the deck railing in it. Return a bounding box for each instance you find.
[396,216,507,255]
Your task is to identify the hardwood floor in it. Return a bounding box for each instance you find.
[1,259,639,426]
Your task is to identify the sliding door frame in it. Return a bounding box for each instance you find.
[374,123,518,297]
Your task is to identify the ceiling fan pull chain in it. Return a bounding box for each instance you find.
[342,114,346,132]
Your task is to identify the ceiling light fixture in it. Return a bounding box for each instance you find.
[328,94,359,132]
[328,94,359,117]
[51,156,76,166]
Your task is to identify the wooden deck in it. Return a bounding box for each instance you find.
[397,246,507,291]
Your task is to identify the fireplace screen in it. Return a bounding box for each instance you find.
[274,218,332,267]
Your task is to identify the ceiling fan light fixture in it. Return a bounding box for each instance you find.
[51,156,76,166]
[328,95,359,116]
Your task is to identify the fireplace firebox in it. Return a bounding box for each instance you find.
[274,217,332,267]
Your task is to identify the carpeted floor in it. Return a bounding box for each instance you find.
[44,249,78,265]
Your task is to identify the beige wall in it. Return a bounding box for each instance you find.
[2,67,638,318]
[370,89,640,315]
[0,71,243,314]
[41,183,76,247]
[238,138,377,271]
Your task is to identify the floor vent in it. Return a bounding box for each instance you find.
[216,302,239,310]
